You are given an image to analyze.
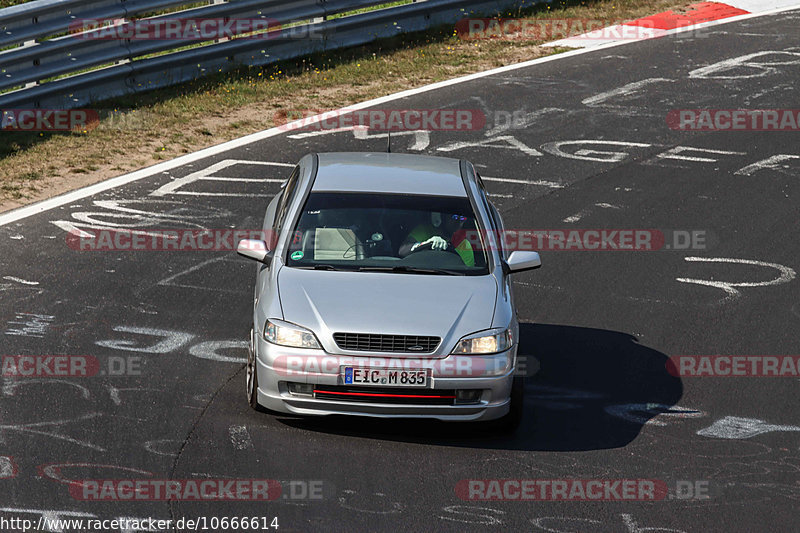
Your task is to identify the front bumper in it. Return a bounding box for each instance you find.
[252,332,516,421]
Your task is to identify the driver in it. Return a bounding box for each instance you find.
[399,212,475,266]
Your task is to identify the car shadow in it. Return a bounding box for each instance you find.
[278,322,683,451]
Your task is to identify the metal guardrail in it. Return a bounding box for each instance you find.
[0,0,194,48]
[0,0,528,110]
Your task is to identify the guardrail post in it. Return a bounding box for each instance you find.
[21,11,40,89]
[316,0,327,22]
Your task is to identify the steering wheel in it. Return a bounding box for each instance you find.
[407,240,461,256]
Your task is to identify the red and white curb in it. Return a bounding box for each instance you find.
[543,0,797,48]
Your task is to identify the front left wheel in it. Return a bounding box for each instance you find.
[246,327,266,412]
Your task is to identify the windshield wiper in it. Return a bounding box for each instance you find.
[356,265,465,276]
[294,264,352,271]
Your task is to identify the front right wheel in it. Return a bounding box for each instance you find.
[494,376,525,433]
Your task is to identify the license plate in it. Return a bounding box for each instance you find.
[342,367,428,387]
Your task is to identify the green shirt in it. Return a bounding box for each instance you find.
[407,224,475,267]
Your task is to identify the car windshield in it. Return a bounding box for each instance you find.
[285,192,489,275]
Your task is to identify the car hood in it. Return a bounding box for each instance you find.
[277,267,498,356]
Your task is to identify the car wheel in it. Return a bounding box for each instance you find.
[494,376,525,433]
[247,327,266,412]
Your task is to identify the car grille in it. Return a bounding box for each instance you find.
[333,333,440,353]
[313,386,456,405]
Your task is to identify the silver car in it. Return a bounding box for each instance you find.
[237,152,541,430]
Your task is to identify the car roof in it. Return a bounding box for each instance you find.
[311,152,468,197]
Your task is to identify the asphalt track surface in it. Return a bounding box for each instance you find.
[2,9,800,533]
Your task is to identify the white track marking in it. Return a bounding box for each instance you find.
[338,489,404,514]
[582,78,674,106]
[355,129,430,151]
[157,256,247,294]
[40,463,153,486]
[530,515,685,533]
[0,412,105,451]
[697,416,800,439]
[4,312,54,338]
[200,176,281,183]
[604,403,706,426]
[106,385,161,406]
[439,506,505,525]
[540,140,652,163]
[530,516,602,532]
[229,425,254,450]
[2,276,38,285]
[655,146,746,163]
[562,210,589,223]
[157,256,223,289]
[189,340,248,363]
[481,175,564,188]
[0,456,16,478]
[51,199,224,238]
[676,256,796,302]
[483,107,563,137]
[563,202,621,223]
[726,0,800,11]
[144,439,183,456]
[0,5,798,227]
[288,126,431,150]
[621,514,686,533]
[735,154,800,175]
[95,326,194,353]
[287,125,369,138]
[150,159,291,198]
[689,50,800,79]
[436,135,543,157]
[3,379,90,400]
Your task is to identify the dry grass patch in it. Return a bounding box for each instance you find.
[0,0,691,212]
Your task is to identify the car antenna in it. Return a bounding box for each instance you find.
[386,130,391,153]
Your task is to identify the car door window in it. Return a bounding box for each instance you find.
[475,172,505,256]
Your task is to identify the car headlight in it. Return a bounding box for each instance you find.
[264,319,321,349]
[451,328,513,355]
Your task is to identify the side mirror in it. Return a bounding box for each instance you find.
[237,239,273,265]
[505,251,541,273]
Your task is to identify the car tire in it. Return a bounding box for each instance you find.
[247,327,266,412]
[494,376,525,433]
